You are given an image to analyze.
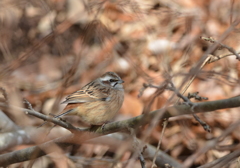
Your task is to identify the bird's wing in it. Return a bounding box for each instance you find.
[61,87,110,104]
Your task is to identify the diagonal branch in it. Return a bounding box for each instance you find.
[0,96,240,166]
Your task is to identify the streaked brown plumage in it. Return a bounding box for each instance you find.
[55,72,124,125]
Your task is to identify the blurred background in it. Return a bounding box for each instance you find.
[1,0,240,167]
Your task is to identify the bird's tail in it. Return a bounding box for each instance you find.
[54,109,75,118]
[37,109,75,128]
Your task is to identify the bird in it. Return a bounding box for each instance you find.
[54,72,124,126]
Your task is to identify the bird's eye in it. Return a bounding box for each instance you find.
[109,79,116,82]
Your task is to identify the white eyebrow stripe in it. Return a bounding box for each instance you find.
[101,75,113,81]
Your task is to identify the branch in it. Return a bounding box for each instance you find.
[86,134,184,167]
[0,96,240,166]
[200,36,240,60]
[197,148,240,168]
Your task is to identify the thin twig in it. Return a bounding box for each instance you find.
[167,83,194,106]
[139,153,146,168]
[200,36,240,60]
[128,128,146,168]
[151,119,168,168]
[23,99,35,111]
[187,92,211,132]
[206,53,240,63]
[188,92,208,101]
[192,114,211,132]
[184,119,240,167]
[0,102,79,132]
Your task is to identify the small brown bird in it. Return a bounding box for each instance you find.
[55,72,124,126]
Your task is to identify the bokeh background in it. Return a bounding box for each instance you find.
[1,0,240,167]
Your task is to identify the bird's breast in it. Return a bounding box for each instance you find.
[76,89,124,125]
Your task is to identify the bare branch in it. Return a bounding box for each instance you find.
[200,36,240,60]
[0,96,240,166]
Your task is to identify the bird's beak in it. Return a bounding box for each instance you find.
[118,80,124,84]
